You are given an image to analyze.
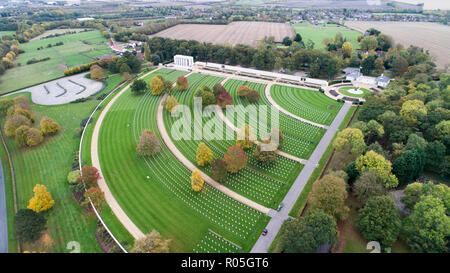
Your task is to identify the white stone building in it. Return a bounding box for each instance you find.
[174,55,194,68]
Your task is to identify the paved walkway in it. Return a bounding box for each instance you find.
[250,102,352,253]
[157,91,271,214]
[90,68,164,240]
[0,157,7,253]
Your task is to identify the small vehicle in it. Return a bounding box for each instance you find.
[262,229,268,236]
[277,203,284,211]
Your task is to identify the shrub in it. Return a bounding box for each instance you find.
[164,95,178,113]
[237,86,251,97]
[150,76,163,95]
[0,98,14,116]
[80,166,100,188]
[213,83,226,97]
[196,142,213,167]
[14,209,47,243]
[26,128,44,147]
[217,91,233,108]
[253,143,277,165]
[176,76,188,90]
[131,230,170,253]
[40,116,60,135]
[68,170,81,185]
[130,79,148,95]
[82,187,105,211]
[4,114,31,137]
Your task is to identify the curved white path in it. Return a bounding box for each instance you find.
[90,69,166,240]
[157,91,271,214]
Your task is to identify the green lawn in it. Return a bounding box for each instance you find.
[163,74,303,208]
[225,79,326,159]
[338,86,372,98]
[270,84,343,126]
[291,23,360,51]
[1,93,102,253]
[0,30,113,94]
[0,31,14,38]
[97,69,270,252]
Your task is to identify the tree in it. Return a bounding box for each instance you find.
[15,125,30,147]
[119,63,131,74]
[150,76,163,95]
[245,90,260,103]
[253,143,277,165]
[237,86,251,97]
[282,36,292,46]
[191,169,204,192]
[342,41,352,58]
[80,166,100,188]
[355,150,399,188]
[161,77,173,94]
[333,128,366,158]
[360,36,378,51]
[293,33,302,43]
[353,171,386,204]
[131,230,170,253]
[82,187,105,211]
[195,86,217,108]
[196,142,213,167]
[90,64,103,80]
[213,83,226,97]
[401,182,450,213]
[136,130,160,156]
[14,209,47,243]
[176,76,188,91]
[345,161,360,185]
[211,159,227,184]
[223,145,247,173]
[392,56,409,76]
[26,128,44,147]
[236,124,255,150]
[425,141,446,171]
[4,114,31,137]
[217,91,233,108]
[279,209,338,253]
[392,148,425,186]
[144,43,151,62]
[0,98,14,116]
[27,184,55,213]
[164,95,178,113]
[122,72,132,81]
[40,116,60,135]
[400,99,427,125]
[406,133,427,151]
[308,174,349,220]
[403,195,450,253]
[130,79,148,95]
[356,196,401,246]
[352,120,384,144]
[361,54,377,74]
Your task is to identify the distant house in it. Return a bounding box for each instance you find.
[128,40,142,48]
[111,45,126,54]
[134,22,144,27]
[344,67,391,87]
[76,17,95,22]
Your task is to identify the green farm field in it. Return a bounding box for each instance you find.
[291,23,360,51]
[97,69,270,252]
[270,85,343,126]
[0,30,112,94]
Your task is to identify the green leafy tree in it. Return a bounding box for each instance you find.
[356,196,401,246]
[392,149,425,186]
[14,209,47,243]
[130,79,148,95]
[355,150,398,188]
[211,159,227,184]
[333,128,366,159]
[403,195,450,253]
[136,130,160,156]
[279,209,338,253]
[308,174,349,220]
[353,171,386,204]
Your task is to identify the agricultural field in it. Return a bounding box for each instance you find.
[150,21,294,47]
[291,23,360,50]
[338,86,372,98]
[0,30,113,94]
[270,85,343,126]
[29,28,88,41]
[98,69,270,252]
[344,21,450,68]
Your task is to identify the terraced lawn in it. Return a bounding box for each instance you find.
[163,74,302,208]
[224,79,326,159]
[1,93,101,253]
[97,69,269,252]
[338,86,372,98]
[270,84,343,126]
